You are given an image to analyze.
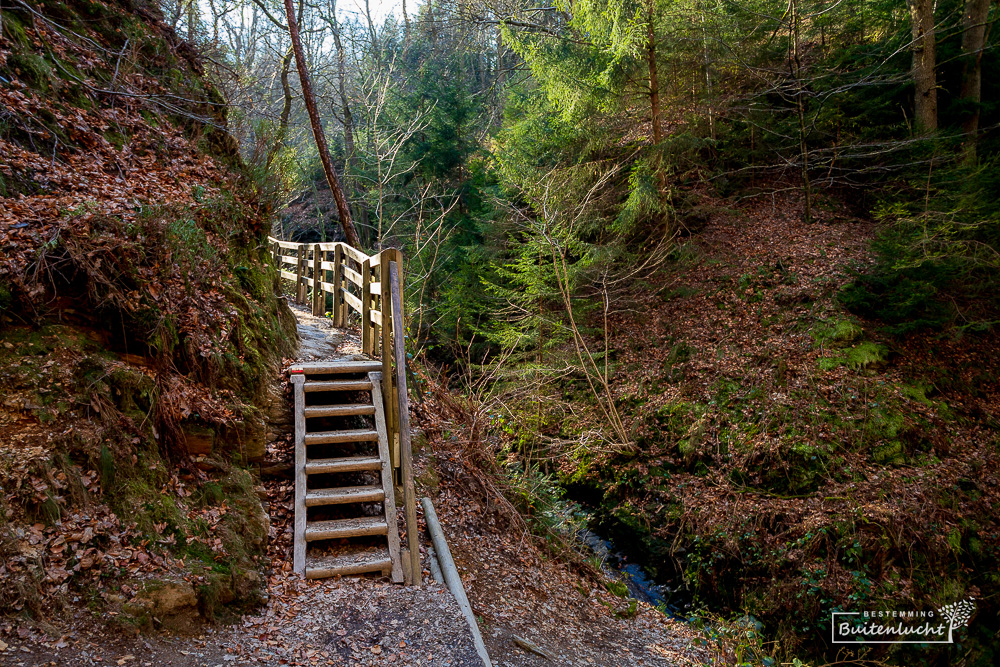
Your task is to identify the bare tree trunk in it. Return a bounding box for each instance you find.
[282,0,360,247]
[325,0,371,244]
[646,0,670,229]
[207,0,219,43]
[906,0,938,133]
[402,0,410,37]
[428,0,437,45]
[700,9,715,141]
[170,0,183,30]
[279,46,294,136]
[187,0,197,41]
[363,0,381,71]
[496,28,506,88]
[791,0,812,222]
[646,0,662,145]
[959,0,993,157]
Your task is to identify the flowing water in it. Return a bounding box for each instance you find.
[574,523,690,617]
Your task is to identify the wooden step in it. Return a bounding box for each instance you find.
[305,516,388,541]
[290,360,383,375]
[305,550,391,579]
[303,379,373,393]
[305,455,382,475]
[304,404,375,418]
[305,429,378,445]
[305,485,384,506]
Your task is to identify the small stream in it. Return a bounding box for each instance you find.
[569,512,691,617]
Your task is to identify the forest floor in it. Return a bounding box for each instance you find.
[0,305,710,667]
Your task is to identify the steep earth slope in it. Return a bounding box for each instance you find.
[0,0,295,631]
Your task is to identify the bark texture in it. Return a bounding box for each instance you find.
[906,0,938,133]
[646,0,662,145]
[959,0,993,155]
[282,0,361,247]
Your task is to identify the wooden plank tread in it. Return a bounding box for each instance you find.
[305,429,378,445]
[303,380,372,393]
[304,404,375,418]
[289,360,382,375]
[305,456,382,475]
[305,517,388,541]
[305,550,391,579]
[305,485,384,506]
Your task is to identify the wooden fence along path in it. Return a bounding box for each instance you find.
[268,238,419,584]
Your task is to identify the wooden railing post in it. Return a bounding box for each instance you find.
[361,257,372,355]
[332,245,343,327]
[389,260,420,584]
[391,249,403,453]
[312,244,322,315]
[291,370,306,575]
[379,251,396,467]
[372,264,382,359]
[295,247,305,304]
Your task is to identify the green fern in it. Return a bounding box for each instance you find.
[845,342,888,370]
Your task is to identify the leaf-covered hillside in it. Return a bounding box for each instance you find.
[0,0,294,627]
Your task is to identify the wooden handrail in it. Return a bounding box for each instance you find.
[267,237,418,584]
[390,259,420,583]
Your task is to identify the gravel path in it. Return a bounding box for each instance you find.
[0,578,480,666]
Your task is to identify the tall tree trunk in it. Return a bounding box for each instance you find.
[326,1,371,245]
[187,0,197,41]
[646,0,670,229]
[646,0,662,145]
[363,0,381,72]
[791,0,812,222]
[207,0,219,43]
[906,0,938,133]
[428,0,437,45]
[496,28,506,88]
[278,46,294,136]
[959,0,993,157]
[282,0,360,247]
[700,9,714,141]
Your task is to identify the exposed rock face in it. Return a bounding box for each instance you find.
[181,425,215,457]
[145,582,198,614]
[137,581,200,632]
[264,383,292,446]
[296,322,346,359]
[222,418,268,463]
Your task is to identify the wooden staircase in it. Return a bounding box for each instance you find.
[290,360,403,582]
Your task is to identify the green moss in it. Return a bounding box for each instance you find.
[0,11,30,47]
[104,130,127,150]
[5,52,53,91]
[900,382,934,406]
[36,496,61,525]
[197,482,225,506]
[605,580,629,597]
